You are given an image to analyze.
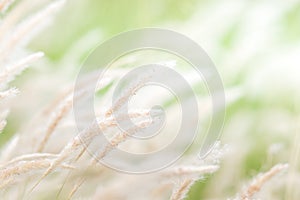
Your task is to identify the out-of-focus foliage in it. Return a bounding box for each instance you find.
[1,0,300,199]
[30,0,201,61]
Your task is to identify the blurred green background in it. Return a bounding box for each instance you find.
[30,0,201,61]
[2,0,300,199]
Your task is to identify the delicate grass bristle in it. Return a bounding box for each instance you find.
[235,164,289,200]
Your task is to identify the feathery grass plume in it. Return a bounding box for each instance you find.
[0,0,65,62]
[170,179,195,200]
[0,87,18,100]
[0,0,297,199]
[168,165,220,200]
[25,71,113,151]
[234,163,289,200]
[91,119,154,165]
[0,52,44,86]
[1,153,58,165]
[162,165,220,178]
[67,177,85,200]
[56,108,163,198]
[0,153,75,189]
[0,109,9,133]
[168,147,222,200]
[285,120,300,200]
[170,179,194,200]
[0,0,65,164]
[32,67,165,194]
[36,98,72,152]
[31,118,116,191]
[33,76,113,149]
[105,74,149,118]
[38,106,160,182]
[0,0,67,194]
[73,73,154,166]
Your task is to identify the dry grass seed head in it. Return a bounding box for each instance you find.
[237,163,289,200]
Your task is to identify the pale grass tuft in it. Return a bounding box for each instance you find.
[105,75,149,118]
[285,119,300,200]
[162,165,219,178]
[0,87,19,100]
[168,144,224,200]
[31,119,115,191]
[170,179,194,200]
[0,109,9,133]
[67,177,85,200]
[0,52,44,86]
[0,0,68,194]
[0,120,7,133]
[0,153,75,189]
[39,107,157,182]
[0,0,65,61]
[0,0,297,199]
[1,153,58,167]
[168,164,219,200]
[37,98,72,152]
[235,163,289,200]
[91,119,153,165]
[34,72,114,153]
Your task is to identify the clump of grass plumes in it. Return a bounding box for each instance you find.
[0,0,298,200]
